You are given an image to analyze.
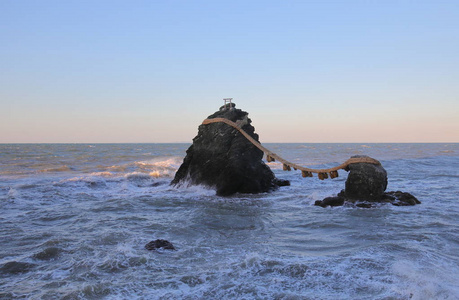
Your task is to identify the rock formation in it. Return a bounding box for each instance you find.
[315,155,420,208]
[171,103,289,196]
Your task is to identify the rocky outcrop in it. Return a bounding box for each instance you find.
[315,155,420,208]
[171,103,289,196]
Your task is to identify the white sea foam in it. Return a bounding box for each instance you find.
[7,187,18,199]
[90,171,114,177]
[392,259,459,299]
[125,172,152,180]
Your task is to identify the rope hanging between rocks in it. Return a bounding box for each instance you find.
[202,117,381,180]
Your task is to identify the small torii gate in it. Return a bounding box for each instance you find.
[223,98,233,110]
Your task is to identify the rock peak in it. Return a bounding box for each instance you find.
[219,102,236,111]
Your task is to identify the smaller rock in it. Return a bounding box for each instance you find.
[0,261,37,274]
[145,239,176,251]
[344,155,387,201]
[317,156,420,209]
[33,247,62,260]
[356,203,373,208]
[314,196,345,208]
[273,178,291,187]
[384,191,420,206]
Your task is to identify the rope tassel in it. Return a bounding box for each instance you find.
[302,171,313,178]
[283,164,291,171]
[267,155,275,162]
[318,172,329,180]
[330,171,339,178]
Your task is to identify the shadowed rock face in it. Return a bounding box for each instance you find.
[171,104,289,196]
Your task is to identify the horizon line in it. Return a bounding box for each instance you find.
[1,142,458,145]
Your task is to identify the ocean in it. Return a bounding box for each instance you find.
[0,143,458,299]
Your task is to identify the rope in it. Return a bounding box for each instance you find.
[202,117,381,180]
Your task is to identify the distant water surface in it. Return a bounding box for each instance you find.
[0,143,458,299]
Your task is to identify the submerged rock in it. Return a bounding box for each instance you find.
[171,103,289,196]
[33,247,62,260]
[145,239,175,251]
[314,196,345,208]
[315,156,420,208]
[0,261,37,274]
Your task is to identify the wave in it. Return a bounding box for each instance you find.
[38,165,72,173]
[89,171,114,177]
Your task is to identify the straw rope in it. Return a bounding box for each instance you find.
[202,117,381,180]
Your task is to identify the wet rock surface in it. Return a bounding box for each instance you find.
[145,239,176,251]
[171,103,289,196]
[315,196,345,208]
[384,191,421,206]
[0,261,37,274]
[315,156,420,208]
[33,247,62,260]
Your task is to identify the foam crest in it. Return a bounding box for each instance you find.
[132,156,182,178]
[125,172,152,180]
[90,171,114,177]
[392,259,459,299]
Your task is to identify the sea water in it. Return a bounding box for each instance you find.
[0,143,458,299]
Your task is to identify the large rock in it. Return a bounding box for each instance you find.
[171,103,289,196]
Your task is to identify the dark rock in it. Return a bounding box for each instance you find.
[356,203,373,208]
[145,239,175,251]
[274,178,291,187]
[0,261,37,274]
[33,247,62,260]
[314,196,345,207]
[343,155,387,201]
[171,103,289,196]
[385,191,420,206]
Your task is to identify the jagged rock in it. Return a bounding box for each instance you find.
[171,103,289,196]
[384,191,421,206]
[145,239,175,251]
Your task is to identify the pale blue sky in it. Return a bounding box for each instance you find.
[1,0,458,142]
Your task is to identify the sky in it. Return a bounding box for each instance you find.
[1,0,458,143]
